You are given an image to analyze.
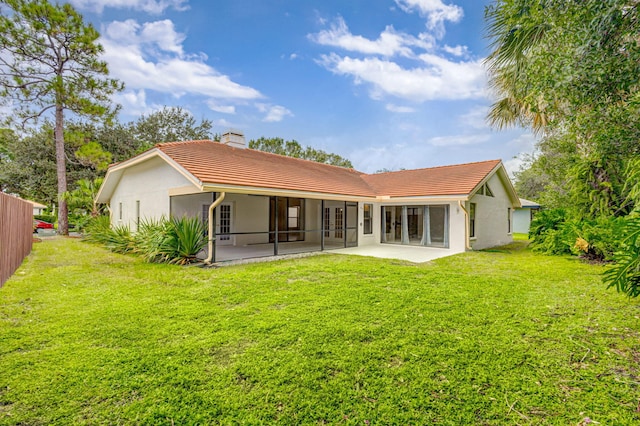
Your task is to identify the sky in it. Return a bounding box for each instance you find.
[68,0,535,175]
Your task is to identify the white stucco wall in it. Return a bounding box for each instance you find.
[513,208,534,234]
[468,173,514,250]
[109,156,193,229]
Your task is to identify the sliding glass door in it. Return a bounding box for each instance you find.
[381,204,449,248]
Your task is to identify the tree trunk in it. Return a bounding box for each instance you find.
[55,104,68,236]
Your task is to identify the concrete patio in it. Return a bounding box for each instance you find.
[332,244,454,263]
[208,243,455,266]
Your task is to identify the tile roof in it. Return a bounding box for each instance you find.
[156,140,374,196]
[151,140,501,198]
[362,160,502,197]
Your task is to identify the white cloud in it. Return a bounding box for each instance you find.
[458,105,489,129]
[256,104,293,122]
[442,44,468,57]
[317,53,485,102]
[309,16,433,57]
[507,133,536,151]
[112,89,150,116]
[386,104,416,113]
[69,0,188,14]
[105,19,185,56]
[427,134,490,146]
[206,101,236,114]
[394,0,463,36]
[100,19,263,101]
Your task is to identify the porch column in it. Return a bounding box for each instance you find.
[274,196,279,256]
[381,206,387,243]
[420,206,430,246]
[343,201,347,248]
[212,192,217,262]
[321,199,325,251]
[401,205,409,244]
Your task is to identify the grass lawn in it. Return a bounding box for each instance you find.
[1,238,639,425]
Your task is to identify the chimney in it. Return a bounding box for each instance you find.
[220,129,246,149]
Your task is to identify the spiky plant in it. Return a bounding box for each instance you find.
[156,216,206,265]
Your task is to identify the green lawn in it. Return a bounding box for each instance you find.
[1,238,639,425]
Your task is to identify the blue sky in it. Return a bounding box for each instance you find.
[70,0,534,174]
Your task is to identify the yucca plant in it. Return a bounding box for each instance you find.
[603,216,640,297]
[104,224,135,254]
[133,217,170,263]
[156,216,206,265]
[83,215,114,244]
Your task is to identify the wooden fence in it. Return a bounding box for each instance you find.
[0,193,33,287]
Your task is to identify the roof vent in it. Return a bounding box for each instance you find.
[220,129,245,149]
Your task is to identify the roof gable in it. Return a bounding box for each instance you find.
[362,160,502,197]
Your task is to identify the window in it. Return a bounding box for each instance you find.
[507,207,512,234]
[479,183,494,197]
[469,203,476,238]
[324,207,330,238]
[363,204,372,234]
[484,184,494,197]
[335,208,344,239]
[135,200,140,230]
[219,204,231,241]
[288,206,299,228]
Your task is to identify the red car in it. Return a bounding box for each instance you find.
[33,219,54,231]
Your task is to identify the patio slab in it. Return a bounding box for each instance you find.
[331,245,455,263]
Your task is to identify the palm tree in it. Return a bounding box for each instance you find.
[483,1,550,133]
[63,178,104,218]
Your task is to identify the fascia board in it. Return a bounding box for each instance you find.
[375,195,468,204]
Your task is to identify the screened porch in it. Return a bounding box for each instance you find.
[170,192,359,263]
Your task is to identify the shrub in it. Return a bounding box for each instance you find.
[603,216,640,297]
[571,216,628,262]
[132,217,169,263]
[529,210,628,262]
[34,214,56,224]
[85,215,206,265]
[83,215,135,254]
[529,209,574,255]
[82,215,112,244]
[156,216,206,265]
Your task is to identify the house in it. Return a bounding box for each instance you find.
[96,131,520,263]
[29,200,47,216]
[513,198,541,234]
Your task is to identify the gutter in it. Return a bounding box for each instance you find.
[458,200,471,250]
[204,192,226,264]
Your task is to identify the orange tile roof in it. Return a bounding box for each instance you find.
[153,140,501,198]
[361,160,501,197]
[157,140,374,196]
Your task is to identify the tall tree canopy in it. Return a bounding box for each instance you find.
[0,108,216,204]
[486,0,640,297]
[130,106,213,152]
[485,0,640,218]
[0,0,123,234]
[249,137,353,168]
